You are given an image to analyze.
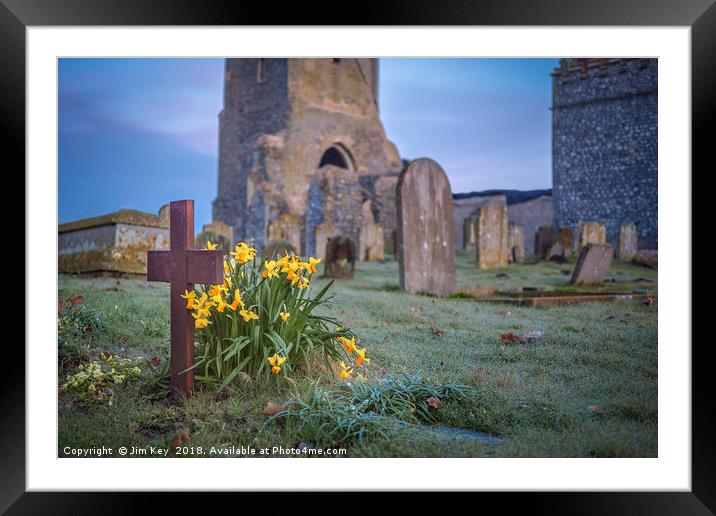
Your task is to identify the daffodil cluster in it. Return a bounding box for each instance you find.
[61,352,142,406]
[261,254,320,289]
[184,240,364,385]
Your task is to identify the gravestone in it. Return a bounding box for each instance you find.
[475,204,509,269]
[619,222,638,262]
[314,223,339,260]
[360,224,384,261]
[397,158,456,295]
[324,236,356,279]
[196,220,234,252]
[559,227,575,258]
[147,200,224,396]
[547,239,566,262]
[463,213,477,250]
[508,222,525,263]
[578,221,606,248]
[267,213,303,255]
[534,226,559,260]
[570,243,614,285]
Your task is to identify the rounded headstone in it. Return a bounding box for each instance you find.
[396,158,456,295]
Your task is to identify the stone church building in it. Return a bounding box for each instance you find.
[552,58,658,249]
[213,58,403,257]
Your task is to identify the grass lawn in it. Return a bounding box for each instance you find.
[58,251,657,458]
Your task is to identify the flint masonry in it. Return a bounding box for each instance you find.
[552,58,658,249]
[213,58,403,256]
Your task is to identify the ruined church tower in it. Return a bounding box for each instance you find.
[213,58,403,256]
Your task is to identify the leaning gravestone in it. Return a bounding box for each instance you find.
[578,221,606,248]
[397,158,456,295]
[508,222,525,264]
[619,222,638,262]
[475,204,509,269]
[324,236,356,279]
[570,243,614,285]
[534,226,559,260]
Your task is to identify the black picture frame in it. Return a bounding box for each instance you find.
[6,0,707,511]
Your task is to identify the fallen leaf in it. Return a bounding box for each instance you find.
[432,328,444,337]
[605,315,615,320]
[237,372,252,384]
[587,404,605,415]
[643,297,654,306]
[58,301,67,314]
[426,396,441,409]
[67,295,84,305]
[475,368,485,381]
[499,332,522,344]
[170,427,190,451]
[149,357,161,367]
[262,402,288,417]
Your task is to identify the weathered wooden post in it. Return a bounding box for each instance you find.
[147,200,224,396]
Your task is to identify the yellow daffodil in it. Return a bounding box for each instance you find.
[191,312,211,329]
[357,373,367,383]
[355,348,370,366]
[280,311,290,321]
[307,257,321,274]
[224,260,231,275]
[205,240,217,250]
[298,277,309,289]
[268,353,287,374]
[231,242,256,264]
[222,276,232,290]
[215,298,229,313]
[228,289,244,311]
[180,290,197,309]
[262,260,280,279]
[338,336,357,354]
[239,308,259,322]
[338,361,353,380]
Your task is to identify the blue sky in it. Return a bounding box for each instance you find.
[59,58,559,227]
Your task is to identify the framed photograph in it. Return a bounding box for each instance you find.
[8,0,708,509]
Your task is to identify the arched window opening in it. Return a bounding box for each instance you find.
[319,145,353,172]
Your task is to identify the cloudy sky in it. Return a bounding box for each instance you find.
[58,58,559,227]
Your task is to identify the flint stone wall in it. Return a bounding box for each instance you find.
[552,58,658,249]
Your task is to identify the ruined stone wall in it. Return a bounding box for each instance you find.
[214,58,402,255]
[552,58,657,249]
[213,59,291,243]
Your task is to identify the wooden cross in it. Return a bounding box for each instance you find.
[147,200,224,396]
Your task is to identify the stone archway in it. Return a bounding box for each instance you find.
[318,144,355,173]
